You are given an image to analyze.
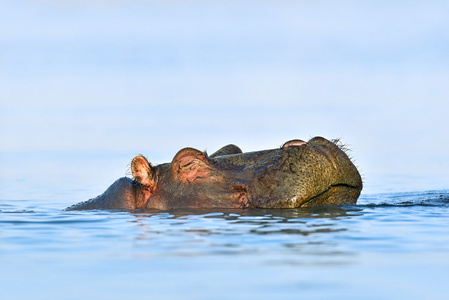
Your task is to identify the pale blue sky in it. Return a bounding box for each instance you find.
[1,0,448,199]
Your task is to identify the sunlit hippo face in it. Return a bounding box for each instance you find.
[68,137,362,211]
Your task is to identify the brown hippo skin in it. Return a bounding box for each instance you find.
[67,137,363,210]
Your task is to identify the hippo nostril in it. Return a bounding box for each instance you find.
[282,139,307,149]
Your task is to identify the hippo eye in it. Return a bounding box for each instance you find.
[180,161,194,168]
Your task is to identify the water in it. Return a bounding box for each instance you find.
[1,191,448,300]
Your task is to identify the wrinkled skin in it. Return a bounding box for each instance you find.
[67,137,363,211]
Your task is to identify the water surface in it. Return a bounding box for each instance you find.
[1,191,448,299]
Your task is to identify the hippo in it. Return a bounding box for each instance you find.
[67,137,363,210]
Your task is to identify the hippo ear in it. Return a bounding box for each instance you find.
[131,155,156,190]
[172,148,213,183]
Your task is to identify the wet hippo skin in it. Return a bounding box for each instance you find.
[67,137,363,210]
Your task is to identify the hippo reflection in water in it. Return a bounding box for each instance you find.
[67,137,363,210]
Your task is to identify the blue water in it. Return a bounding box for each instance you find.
[1,191,448,300]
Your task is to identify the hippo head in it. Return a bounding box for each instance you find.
[130,137,363,210]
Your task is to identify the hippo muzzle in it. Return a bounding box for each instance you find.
[207,136,362,208]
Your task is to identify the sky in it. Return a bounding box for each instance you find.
[1,0,449,200]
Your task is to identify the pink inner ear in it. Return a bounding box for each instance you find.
[131,156,153,187]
